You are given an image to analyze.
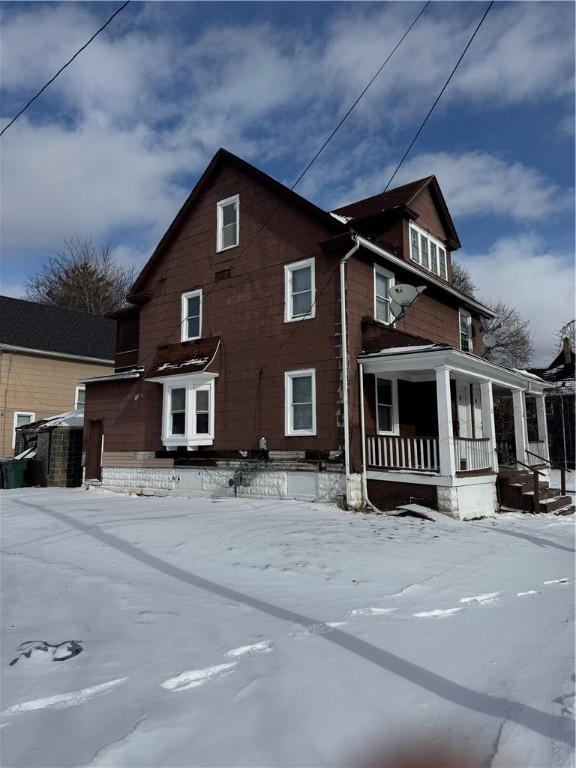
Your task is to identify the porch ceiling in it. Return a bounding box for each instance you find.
[358,346,547,393]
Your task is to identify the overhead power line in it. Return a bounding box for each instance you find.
[137,0,431,370]
[0,1,131,137]
[383,0,494,191]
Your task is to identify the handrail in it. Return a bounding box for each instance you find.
[526,449,566,495]
[454,436,490,442]
[515,458,546,477]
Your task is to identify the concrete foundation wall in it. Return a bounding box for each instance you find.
[99,466,345,503]
[437,479,497,520]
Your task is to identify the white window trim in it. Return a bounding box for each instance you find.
[13,411,35,448]
[375,377,399,436]
[75,386,85,409]
[159,373,216,449]
[285,369,317,436]
[181,289,203,342]
[284,257,316,323]
[216,194,240,252]
[459,308,473,352]
[373,264,395,326]
[409,222,448,279]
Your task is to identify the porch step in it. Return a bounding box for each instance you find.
[540,496,573,513]
[497,468,567,513]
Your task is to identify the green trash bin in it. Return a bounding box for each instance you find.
[2,459,28,489]
[0,460,5,489]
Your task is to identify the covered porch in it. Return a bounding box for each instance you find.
[358,345,548,518]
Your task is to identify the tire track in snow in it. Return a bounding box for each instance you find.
[226,642,273,658]
[160,663,237,691]
[2,677,127,715]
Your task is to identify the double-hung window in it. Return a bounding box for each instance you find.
[285,258,315,322]
[409,223,448,280]
[459,309,473,352]
[374,265,395,325]
[217,195,239,251]
[12,412,35,449]
[160,375,215,448]
[285,369,316,436]
[181,289,202,341]
[75,386,86,410]
[376,378,398,435]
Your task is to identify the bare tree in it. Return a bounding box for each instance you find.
[25,237,135,315]
[482,300,534,368]
[451,260,533,367]
[452,260,477,298]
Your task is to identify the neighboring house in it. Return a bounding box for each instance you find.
[0,297,115,457]
[529,338,575,469]
[84,148,564,518]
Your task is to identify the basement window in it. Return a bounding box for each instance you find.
[285,369,316,436]
[217,195,239,252]
[285,258,315,322]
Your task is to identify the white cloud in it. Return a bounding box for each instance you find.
[331,150,569,223]
[459,235,575,366]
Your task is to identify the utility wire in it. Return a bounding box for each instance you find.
[383,0,494,191]
[137,0,431,370]
[0,1,131,137]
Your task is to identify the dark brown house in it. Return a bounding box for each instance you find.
[84,149,566,518]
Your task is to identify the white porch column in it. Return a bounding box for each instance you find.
[436,366,456,477]
[535,394,550,461]
[512,389,528,466]
[480,380,499,472]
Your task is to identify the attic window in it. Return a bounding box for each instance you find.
[217,195,239,252]
[409,223,448,280]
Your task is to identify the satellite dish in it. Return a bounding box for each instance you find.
[482,333,497,348]
[389,285,426,307]
[389,300,406,321]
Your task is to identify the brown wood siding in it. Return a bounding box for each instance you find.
[0,351,112,458]
[86,162,343,455]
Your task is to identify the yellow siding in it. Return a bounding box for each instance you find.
[0,350,113,457]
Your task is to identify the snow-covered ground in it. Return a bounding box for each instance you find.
[1,488,574,768]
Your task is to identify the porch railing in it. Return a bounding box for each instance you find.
[455,437,492,472]
[526,441,547,465]
[367,435,439,472]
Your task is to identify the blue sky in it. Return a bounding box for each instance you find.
[1,1,574,363]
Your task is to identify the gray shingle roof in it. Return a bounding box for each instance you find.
[0,296,115,360]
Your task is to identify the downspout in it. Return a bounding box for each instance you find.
[358,360,377,511]
[340,236,360,507]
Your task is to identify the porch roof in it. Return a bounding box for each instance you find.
[358,344,547,393]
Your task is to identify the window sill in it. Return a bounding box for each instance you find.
[216,243,239,254]
[285,431,316,437]
[284,313,315,324]
[373,317,395,328]
[162,436,214,448]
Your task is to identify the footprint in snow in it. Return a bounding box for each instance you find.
[225,642,273,658]
[160,663,237,692]
[351,608,397,617]
[459,592,502,605]
[544,578,570,585]
[413,608,462,618]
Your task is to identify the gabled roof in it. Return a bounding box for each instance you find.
[0,296,115,361]
[130,148,345,297]
[333,175,461,249]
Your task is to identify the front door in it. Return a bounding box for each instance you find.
[85,420,103,481]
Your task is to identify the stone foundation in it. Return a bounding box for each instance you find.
[98,466,346,503]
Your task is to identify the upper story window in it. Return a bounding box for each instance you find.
[459,308,473,352]
[284,258,315,322]
[75,386,86,410]
[161,375,215,448]
[409,223,448,280]
[181,289,202,342]
[217,195,239,252]
[374,265,395,325]
[285,369,316,436]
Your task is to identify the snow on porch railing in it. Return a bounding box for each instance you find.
[367,436,439,472]
[454,437,492,472]
[527,441,547,465]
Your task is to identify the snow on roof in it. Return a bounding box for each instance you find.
[19,410,84,432]
[512,369,545,382]
[157,357,209,372]
[329,211,352,224]
[366,344,441,356]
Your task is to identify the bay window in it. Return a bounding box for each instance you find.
[157,374,216,448]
